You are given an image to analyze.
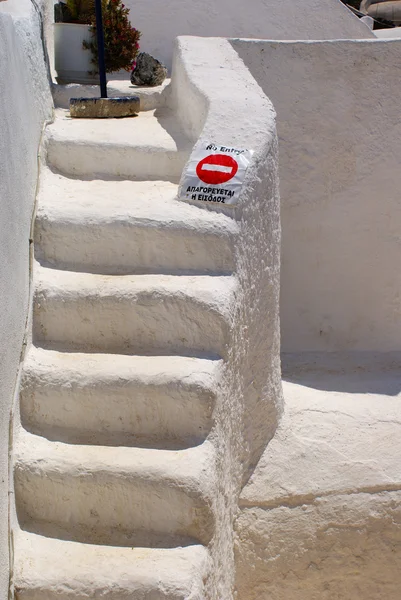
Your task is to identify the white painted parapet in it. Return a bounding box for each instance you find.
[173,33,283,481]
[170,36,283,597]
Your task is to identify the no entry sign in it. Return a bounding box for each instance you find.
[196,154,238,185]
[179,143,254,206]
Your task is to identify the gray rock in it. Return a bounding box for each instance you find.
[131,53,167,87]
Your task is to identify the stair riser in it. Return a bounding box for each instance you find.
[46,139,188,181]
[35,221,235,275]
[33,291,230,357]
[15,469,214,545]
[15,581,206,600]
[15,586,204,600]
[20,376,215,448]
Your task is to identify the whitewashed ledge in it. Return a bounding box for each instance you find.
[53,78,170,111]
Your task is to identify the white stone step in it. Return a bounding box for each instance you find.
[44,109,191,180]
[33,265,236,357]
[14,530,209,600]
[14,429,216,546]
[20,346,220,449]
[35,170,237,275]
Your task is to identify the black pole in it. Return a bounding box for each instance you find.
[94,0,107,98]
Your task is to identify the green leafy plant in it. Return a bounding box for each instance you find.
[83,0,141,73]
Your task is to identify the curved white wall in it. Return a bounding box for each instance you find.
[0,2,52,598]
[170,36,282,598]
[233,38,401,352]
[123,0,372,69]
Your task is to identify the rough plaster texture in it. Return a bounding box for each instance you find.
[34,171,237,275]
[15,429,217,546]
[15,531,211,600]
[232,38,401,351]
[12,36,281,600]
[33,265,237,357]
[121,0,372,69]
[236,491,401,600]
[235,353,401,600]
[20,348,220,448]
[0,2,52,599]
[170,37,283,598]
[44,107,191,181]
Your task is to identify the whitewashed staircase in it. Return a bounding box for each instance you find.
[12,97,238,600]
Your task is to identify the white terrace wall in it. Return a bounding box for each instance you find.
[123,0,372,70]
[0,2,52,598]
[232,38,401,352]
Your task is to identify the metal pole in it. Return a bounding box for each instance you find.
[94,0,107,98]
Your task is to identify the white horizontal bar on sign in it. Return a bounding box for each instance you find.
[200,164,233,173]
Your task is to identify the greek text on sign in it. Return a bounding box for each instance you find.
[180,143,254,206]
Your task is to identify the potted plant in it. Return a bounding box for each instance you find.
[84,0,141,75]
[54,0,141,84]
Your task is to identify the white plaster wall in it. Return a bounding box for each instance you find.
[171,36,282,598]
[0,2,52,599]
[123,0,372,69]
[232,38,401,351]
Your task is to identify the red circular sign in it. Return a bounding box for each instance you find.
[196,154,238,185]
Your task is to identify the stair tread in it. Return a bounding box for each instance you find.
[15,431,215,545]
[35,264,236,312]
[21,347,218,449]
[45,109,191,180]
[33,265,235,357]
[15,428,215,481]
[37,168,237,232]
[35,170,237,275]
[24,346,220,387]
[47,108,191,152]
[14,530,209,600]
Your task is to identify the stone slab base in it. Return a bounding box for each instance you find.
[54,79,170,111]
[70,96,140,119]
[235,352,401,599]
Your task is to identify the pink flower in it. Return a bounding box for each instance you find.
[131,60,137,71]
